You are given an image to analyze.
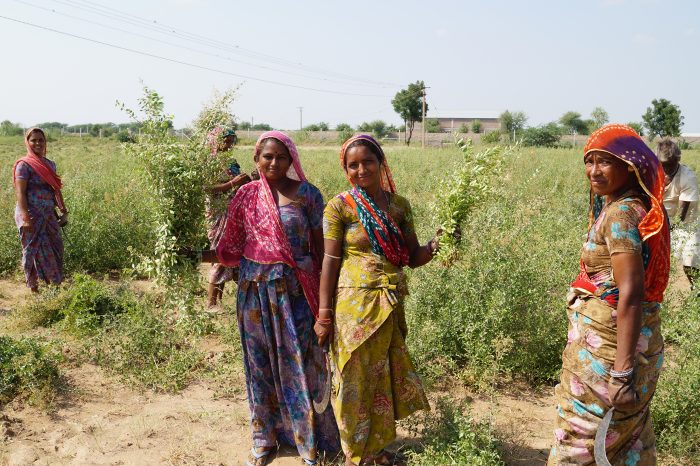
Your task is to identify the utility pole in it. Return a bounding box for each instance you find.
[421,84,427,149]
[297,107,303,130]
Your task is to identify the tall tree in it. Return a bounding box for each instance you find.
[590,107,609,129]
[392,81,426,146]
[642,98,684,140]
[500,110,527,140]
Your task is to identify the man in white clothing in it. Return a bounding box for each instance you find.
[658,138,700,286]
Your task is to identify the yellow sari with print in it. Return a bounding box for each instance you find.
[323,193,429,464]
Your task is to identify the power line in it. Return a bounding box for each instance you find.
[12,0,386,87]
[0,14,391,98]
[49,0,400,88]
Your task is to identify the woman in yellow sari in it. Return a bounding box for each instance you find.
[548,124,670,465]
[316,134,440,466]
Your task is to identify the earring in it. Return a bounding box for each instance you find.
[627,166,635,172]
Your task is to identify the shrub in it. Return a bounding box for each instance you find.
[471,120,482,134]
[337,128,355,144]
[335,123,353,132]
[294,129,311,144]
[0,336,61,407]
[115,130,135,143]
[677,138,693,150]
[521,123,561,147]
[409,148,583,387]
[358,120,389,139]
[425,118,442,133]
[405,399,504,465]
[653,293,700,462]
[481,130,501,144]
[87,298,202,392]
[458,123,469,134]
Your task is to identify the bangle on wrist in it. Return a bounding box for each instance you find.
[610,367,634,379]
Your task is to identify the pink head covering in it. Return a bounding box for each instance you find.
[12,127,66,212]
[216,131,320,318]
[254,130,307,182]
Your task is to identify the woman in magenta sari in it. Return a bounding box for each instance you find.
[216,131,339,465]
[13,127,67,292]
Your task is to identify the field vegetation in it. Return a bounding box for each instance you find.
[1,132,699,464]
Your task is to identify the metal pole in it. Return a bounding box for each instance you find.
[421,86,426,149]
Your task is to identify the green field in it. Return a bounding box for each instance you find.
[1,136,699,464]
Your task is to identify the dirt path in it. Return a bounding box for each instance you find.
[0,278,556,465]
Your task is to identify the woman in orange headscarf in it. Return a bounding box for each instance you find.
[548,124,670,466]
[13,127,67,292]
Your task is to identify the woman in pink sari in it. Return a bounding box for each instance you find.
[216,131,339,465]
[12,127,67,291]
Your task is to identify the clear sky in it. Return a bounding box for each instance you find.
[2,0,699,132]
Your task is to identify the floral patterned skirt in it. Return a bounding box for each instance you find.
[548,294,663,466]
[237,274,340,460]
[18,208,63,289]
[332,302,428,465]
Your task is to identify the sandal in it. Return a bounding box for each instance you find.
[246,447,274,466]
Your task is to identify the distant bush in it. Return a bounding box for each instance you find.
[294,129,311,144]
[240,122,273,131]
[481,130,501,144]
[627,122,645,136]
[115,130,135,143]
[0,336,61,407]
[677,139,693,150]
[0,120,24,136]
[425,118,442,133]
[303,122,329,132]
[357,120,389,139]
[458,123,469,134]
[337,128,355,144]
[471,120,482,134]
[521,123,561,147]
[335,123,353,132]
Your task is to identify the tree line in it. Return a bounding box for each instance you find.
[390,80,687,147]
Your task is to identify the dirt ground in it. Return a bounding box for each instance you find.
[0,278,556,466]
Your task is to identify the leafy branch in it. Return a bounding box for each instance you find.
[433,136,518,264]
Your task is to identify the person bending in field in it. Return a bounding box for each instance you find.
[13,127,68,292]
[548,124,670,466]
[204,126,251,308]
[214,131,339,465]
[658,138,700,287]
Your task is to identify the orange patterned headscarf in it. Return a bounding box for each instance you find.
[340,134,397,193]
[583,124,670,302]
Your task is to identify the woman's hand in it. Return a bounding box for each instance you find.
[608,375,639,411]
[229,173,251,189]
[20,215,33,234]
[58,212,69,227]
[314,321,333,347]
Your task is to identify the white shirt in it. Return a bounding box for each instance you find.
[663,164,699,224]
